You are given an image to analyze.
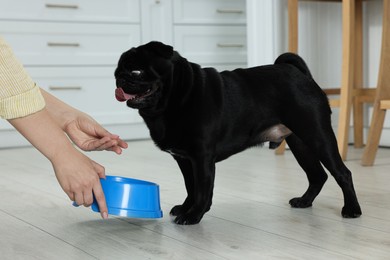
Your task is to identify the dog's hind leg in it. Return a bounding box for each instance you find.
[313,134,362,218]
[285,109,361,218]
[286,133,328,208]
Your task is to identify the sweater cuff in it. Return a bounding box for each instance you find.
[0,84,45,119]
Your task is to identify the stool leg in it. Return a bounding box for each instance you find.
[337,0,355,160]
[361,108,387,166]
[362,0,390,166]
[353,0,364,148]
[275,0,299,155]
[288,0,299,53]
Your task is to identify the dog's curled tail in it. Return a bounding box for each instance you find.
[274,52,312,78]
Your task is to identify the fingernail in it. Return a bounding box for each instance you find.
[102,212,108,219]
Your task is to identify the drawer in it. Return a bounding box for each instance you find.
[27,66,143,125]
[0,21,140,66]
[0,0,140,23]
[174,25,247,65]
[173,0,246,25]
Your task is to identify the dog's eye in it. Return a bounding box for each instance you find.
[131,70,143,77]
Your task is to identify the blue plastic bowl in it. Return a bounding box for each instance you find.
[91,175,163,218]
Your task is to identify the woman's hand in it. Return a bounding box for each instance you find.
[40,88,128,153]
[64,112,128,154]
[52,148,108,219]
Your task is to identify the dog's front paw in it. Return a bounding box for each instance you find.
[173,212,203,225]
[289,197,313,208]
[342,204,362,218]
[170,205,185,217]
[170,205,204,225]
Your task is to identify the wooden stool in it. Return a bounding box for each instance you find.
[276,0,373,160]
[361,0,390,166]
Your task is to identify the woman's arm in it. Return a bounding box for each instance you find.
[8,108,109,219]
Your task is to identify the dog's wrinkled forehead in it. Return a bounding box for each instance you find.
[117,48,146,70]
[116,41,174,78]
[120,42,173,66]
[140,41,174,59]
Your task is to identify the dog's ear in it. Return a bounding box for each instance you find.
[143,41,174,59]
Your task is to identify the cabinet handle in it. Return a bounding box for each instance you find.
[49,86,82,91]
[217,43,244,48]
[45,4,79,9]
[47,42,80,47]
[216,9,244,14]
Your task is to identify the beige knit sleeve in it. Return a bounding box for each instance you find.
[0,37,45,119]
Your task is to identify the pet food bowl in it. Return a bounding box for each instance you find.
[91,175,163,218]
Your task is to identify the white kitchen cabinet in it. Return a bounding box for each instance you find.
[0,0,144,147]
[0,0,247,147]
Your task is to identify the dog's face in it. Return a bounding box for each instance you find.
[114,41,174,110]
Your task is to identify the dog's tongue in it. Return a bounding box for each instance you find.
[115,88,135,102]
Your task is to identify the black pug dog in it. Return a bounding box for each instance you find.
[114,41,362,225]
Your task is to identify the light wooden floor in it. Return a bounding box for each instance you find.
[1,140,390,260]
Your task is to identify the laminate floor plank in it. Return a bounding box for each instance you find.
[0,210,96,260]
